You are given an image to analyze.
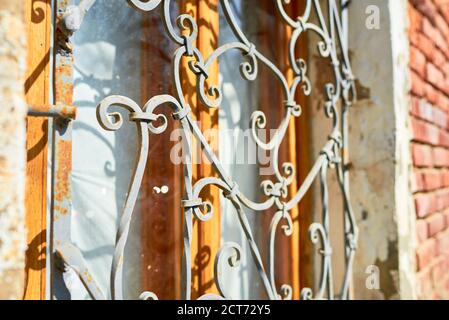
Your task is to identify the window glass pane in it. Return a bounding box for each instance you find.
[219,0,290,299]
[68,0,179,300]
[219,0,261,299]
[70,0,142,300]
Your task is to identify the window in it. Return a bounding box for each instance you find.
[24,0,356,300]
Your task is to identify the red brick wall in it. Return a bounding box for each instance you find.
[409,0,449,300]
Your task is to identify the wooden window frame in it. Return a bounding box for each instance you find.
[24,0,52,300]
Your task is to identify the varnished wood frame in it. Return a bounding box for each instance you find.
[140,0,221,299]
[23,0,52,300]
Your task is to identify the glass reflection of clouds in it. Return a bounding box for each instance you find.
[70,0,141,300]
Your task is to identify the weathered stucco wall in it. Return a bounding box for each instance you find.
[308,0,417,299]
[0,0,27,299]
[349,0,416,299]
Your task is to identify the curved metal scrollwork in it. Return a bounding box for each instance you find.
[67,0,358,300]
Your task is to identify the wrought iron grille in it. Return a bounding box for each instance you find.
[53,0,358,300]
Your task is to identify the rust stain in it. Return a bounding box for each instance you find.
[87,275,92,283]
[53,204,68,218]
[58,104,77,119]
[53,139,72,204]
[54,54,74,105]
[55,63,72,78]
[83,270,93,283]
[29,103,76,119]
[52,0,74,218]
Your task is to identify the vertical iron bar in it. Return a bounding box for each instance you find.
[50,0,75,300]
[340,0,354,300]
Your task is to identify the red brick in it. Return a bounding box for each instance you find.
[409,29,421,48]
[414,172,424,193]
[423,17,440,40]
[411,70,426,97]
[439,171,449,188]
[444,78,449,96]
[417,238,437,270]
[441,95,449,111]
[427,62,445,87]
[423,171,443,190]
[416,193,437,218]
[411,118,439,145]
[411,97,421,117]
[437,92,449,111]
[426,84,439,105]
[436,1,449,23]
[443,62,449,79]
[430,259,448,297]
[434,49,446,68]
[437,190,449,211]
[432,292,442,300]
[417,99,434,121]
[409,5,423,33]
[436,230,449,255]
[435,14,449,41]
[411,46,427,78]
[417,219,429,243]
[423,15,449,54]
[439,94,448,110]
[443,172,449,187]
[433,147,449,167]
[414,0,438,24]
[417,267,433,299]
[432,257,447,283]
[444,276,449,298]
[434,30,449,55]
[413,143,433,167]
[444,209,449,227]
[432,107,448,128]
[410,29,421,48]
[414,172,425,192]
[428,213,446,236]
[418,34,436,62]
[439,129,449,148]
